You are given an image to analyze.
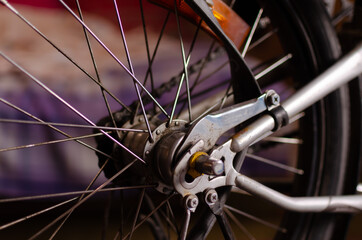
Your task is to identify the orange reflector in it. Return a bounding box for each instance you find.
[149,0,250,49]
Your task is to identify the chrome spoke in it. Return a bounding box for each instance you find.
[255,54,293,80]
[158,203,179,235]
[0,198,77,231]
[122,194,174,240]
[224,207,255,240]
[0,185,155,203]
[57,0,169,119]
[174,0,193,122]
[0,0,131,113]
[0,98,116,161]
[225,205,287,233]
[137,11,171,116]
[0,53,145,164]
[166,200,179,234]
[49,158,112,239]
[176,41,217,118]
[75,0,120,133]
[128,188,145,240]
[113,0,153,142]
[241,8,263,57]
[139,0,156,94]
[248,29,278,51]
[0,132,107,153]
[101,192,114,240]
[0,118,147,133]
[246,153,304,175]
[28,159,137,240]
[169,0,199,124]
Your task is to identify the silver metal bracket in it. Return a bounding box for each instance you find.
[178,92,270,154]
[174,92,274,196]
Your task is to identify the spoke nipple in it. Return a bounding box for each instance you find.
[156,129,161,135]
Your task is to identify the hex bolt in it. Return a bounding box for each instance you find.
[205,189,218,205]
[193,154,224,176]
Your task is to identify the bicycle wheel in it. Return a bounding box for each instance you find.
[0,0,359,239]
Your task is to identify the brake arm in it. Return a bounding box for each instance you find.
[178,92,270,155]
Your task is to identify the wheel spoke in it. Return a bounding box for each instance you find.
[174,0,193,122]
[0,0,131,112]
[128,188,145,240]
[246,153,304,175]
[139,0,156,95]
[0,185,155,203]
[248,29,278,51]
[0,52,146,164]
[241,8,263,57]
[28,159,137,240]
[136,11,171,116]
[0,98,116,161]
[169,0,201,124]
[224,207,256,240]
[112,0,154,142]
[75,0,121,133]
[101,191,114,240]
[255,54,293,81]
[0,198,77,231]
[224,205,287,233]
[0,118,147,133]
[57,0,169,119]
[48,158,113,239]
[176,41,217,118]
[0,132,107,153]
[122,194,174,240]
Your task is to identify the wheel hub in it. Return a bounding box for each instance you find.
[95,114,189,193]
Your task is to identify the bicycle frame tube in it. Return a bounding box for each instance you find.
[235,174,362,212]
[231,42,362,152]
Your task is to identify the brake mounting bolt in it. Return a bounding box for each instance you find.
[266,90,280,107]
[205,189,218,205]
[184,194,199,211]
